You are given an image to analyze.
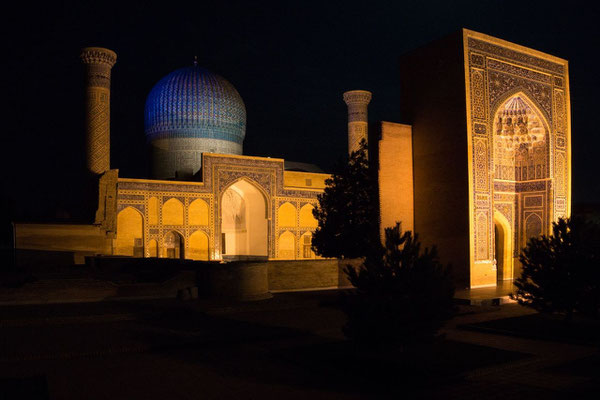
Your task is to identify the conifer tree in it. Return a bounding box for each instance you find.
[341,223,455,348]
[311,140,379,259]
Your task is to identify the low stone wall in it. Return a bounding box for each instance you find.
[267,259,359,292]
[1,256,361,304]
[14,223,112,265]
[0,271,198,305]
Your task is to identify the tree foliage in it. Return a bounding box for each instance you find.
[512,217,600,320]
[311,140,379,259]
[341,223,456,348]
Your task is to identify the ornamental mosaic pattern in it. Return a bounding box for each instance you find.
[474,139,489,191]
[466,32,570,270]
[471,69,486,120]
[115,153,327,261]
[476,212,489,260]
[488,71,552,119]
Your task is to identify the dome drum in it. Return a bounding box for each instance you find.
[145,66,246,179]
[151,138,242,179]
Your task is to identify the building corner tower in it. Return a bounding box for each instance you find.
[80,47,117,175]
[343,90,372,155]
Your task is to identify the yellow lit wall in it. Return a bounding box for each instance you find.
[283,171,329,189]
[147,239,158,257]
[188,230,209,260]
[162,198,184,225]
[14,223,112,264]
[299,204,317,228]
[278,202,296,227]
[148,197,159,225]
[378,121,414,239]
[189,199,209,226]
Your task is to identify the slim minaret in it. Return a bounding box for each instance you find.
[343,90,372,155]
[80,47,117,175]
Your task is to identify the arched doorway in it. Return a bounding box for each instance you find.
[221,179,268,260]
[493,211,513,282]
[164,231,184,259]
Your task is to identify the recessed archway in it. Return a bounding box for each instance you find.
[163,230,184,259]
[277,231,296,259]
[221,179,268,259]
[493,211,513,281]
[115,207,144,256]
[188,230,209,260]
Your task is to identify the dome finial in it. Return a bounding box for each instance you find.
[193,56,198,67]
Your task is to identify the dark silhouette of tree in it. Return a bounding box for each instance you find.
[341,223,455,349]
[512,217,600,320]
[311,139,379,259]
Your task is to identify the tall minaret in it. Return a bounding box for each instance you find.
[343,90,372,155]
[80,47,117,175]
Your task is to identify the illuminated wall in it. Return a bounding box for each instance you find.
[377,121,414,238]
[464,29,571,287]
[398,29,570,289]
[112,153,326,261]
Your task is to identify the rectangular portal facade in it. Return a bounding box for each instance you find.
[399,29,571,289]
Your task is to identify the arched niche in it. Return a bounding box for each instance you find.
[277,231,296,259]
[115,207,144,256]
[278,202,296,228]
[189,199,209,226]
[221,179,268,259]
[525,213,542,241]
[300,231,316,259]
[299,204,317,228]
[163,198,184,225]
[492,92,551,182]
[163,230,184,259]
[188,230,209,261]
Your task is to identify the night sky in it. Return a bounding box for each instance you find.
[3,0,599,221]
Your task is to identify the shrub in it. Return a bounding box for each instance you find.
[512,217,600,320]
[341,223,455,349]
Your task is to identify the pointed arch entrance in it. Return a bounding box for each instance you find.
[220,179,268,260]
[493,211,513,281]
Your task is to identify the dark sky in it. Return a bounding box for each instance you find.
[3,0,599,220]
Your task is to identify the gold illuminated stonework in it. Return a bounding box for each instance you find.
[463,29,571,287]
[81,47,117,175]
[343,90,372,155]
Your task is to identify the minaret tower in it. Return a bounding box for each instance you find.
[80,47,117,175]
[343,90,372,155]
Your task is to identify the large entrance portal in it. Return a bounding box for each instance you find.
[221,180,268,260]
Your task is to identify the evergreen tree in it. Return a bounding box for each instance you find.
[341,223,455,348]
[513,217,600,320]
[311,140,379,259]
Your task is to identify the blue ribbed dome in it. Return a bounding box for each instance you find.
[144,66,246,144]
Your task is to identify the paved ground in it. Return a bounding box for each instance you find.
[0,291,598,399]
